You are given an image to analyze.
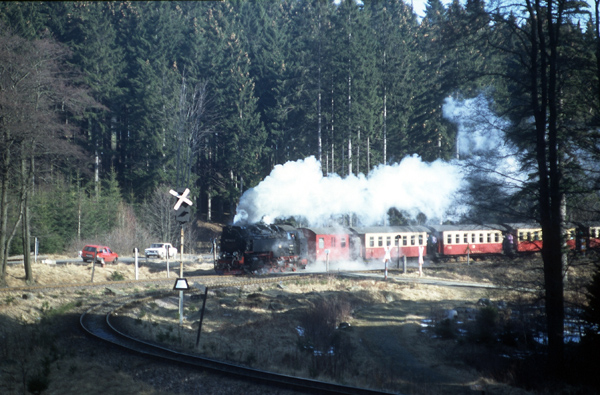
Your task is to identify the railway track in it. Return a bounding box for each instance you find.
[79,275,395,395]
[1,266,516,394]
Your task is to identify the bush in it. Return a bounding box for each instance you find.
[297,295,353,379]
[435,318,458,339]
[110,271,125,281]
[471,306,499,344]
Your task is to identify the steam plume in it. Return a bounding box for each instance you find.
[234,155,465,226]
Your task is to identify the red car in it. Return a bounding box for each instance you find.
[81,245,119,266]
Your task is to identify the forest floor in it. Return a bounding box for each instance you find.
[0,252,598,394]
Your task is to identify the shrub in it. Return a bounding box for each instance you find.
[297,295,354,379]
[471,306,499,344]
[435,318,458,339]
[110,271,125,281]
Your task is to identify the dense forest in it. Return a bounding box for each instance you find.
[3,0,600,380]
[0,0,598,251]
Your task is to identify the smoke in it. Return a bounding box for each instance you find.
[232,93,523,228]
[442,94,508,157]
[442,94,525,187]
[234,155,465,226]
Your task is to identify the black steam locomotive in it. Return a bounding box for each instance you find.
[215,224,307,274]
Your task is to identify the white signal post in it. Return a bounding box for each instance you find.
[170,188,193,327]
[133,247,139,280]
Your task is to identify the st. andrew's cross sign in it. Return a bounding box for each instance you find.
[170,188,193,223]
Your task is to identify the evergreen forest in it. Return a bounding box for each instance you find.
[0,0,599,256]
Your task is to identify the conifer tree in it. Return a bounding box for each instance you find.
[197,2,266,214]
[369,0,421,165]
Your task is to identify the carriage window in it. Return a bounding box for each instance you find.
[494,233,499,242]
[487,233,491,243]
[331,237,336,247]
[533,231,539,241]
[479,234,484,243]
[403,235,407,246]
[394,236,400,246]
[378,236,383,247]
[411,235,416,245]
[341,237,346,248]
[455,234,460,244]
[418,235,423,245]
[386,236,391,246]
[447,234,452,244]
[519,232,524,241]
[463,234,468,243]
[471,234,476,243]
[319,238,325,249]
[369,237,374,247]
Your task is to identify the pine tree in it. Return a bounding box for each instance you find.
[292,0,337,170]
[369,0,421,166]
[197,2,266,214]
[117,2,184,198]
[236,1,299,169]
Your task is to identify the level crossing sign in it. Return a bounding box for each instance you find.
[170,188,193,223]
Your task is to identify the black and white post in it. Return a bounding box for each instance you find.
[170,188,193,326]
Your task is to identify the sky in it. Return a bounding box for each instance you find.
[333,0,452,22]
[409,0,438,20]
[336,0,594,24]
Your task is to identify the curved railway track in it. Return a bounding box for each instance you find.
[2,267,509,394]
[79,274,395,395]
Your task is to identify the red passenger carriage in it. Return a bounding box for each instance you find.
[581,222,600,249]
[503,223,543,253]
[427,224,505,258]
[350,226,429,261]
[298,227,352,263]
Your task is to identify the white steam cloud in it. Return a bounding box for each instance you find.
[233,93,522,228]
[443,94,507,156]
[443,94,525,187]
[234,155,465,226]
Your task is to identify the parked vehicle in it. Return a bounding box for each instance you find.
[144,243,177,259]
[81,245,118,266]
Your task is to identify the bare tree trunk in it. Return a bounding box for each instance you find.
[596,0,600,106]
[527,0,565,372]
[383,49,387,165]
[357,126,360,175]
[0,136,10,284]
[367,136,370,172]
[94,149,100,200]
[21,197,32,283]
[77,173,82,242]
[207,189,212,222]
[348,138,352,176]
[331,77,335,175]
[318,10,323,165]
[347,9,352,177]
[21,154,33,284]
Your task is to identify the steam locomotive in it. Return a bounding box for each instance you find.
[215,224,308,275]
[214,221,600,275]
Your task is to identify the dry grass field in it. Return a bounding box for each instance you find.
[0,253,597,394]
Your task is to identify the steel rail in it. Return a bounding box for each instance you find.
[80,278,396,395]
